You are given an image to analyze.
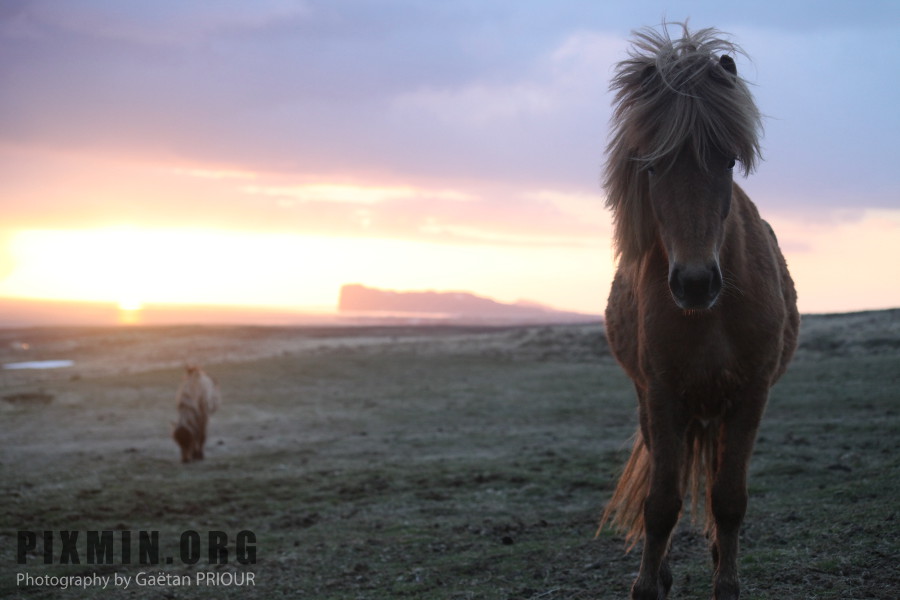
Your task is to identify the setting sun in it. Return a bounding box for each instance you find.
[117,300,143,325]
[118,299,143,311]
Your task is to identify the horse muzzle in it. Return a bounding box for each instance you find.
[668,261,723,310]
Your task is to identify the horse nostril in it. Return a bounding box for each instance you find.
[669,263,722,309]
[668,265,685,300]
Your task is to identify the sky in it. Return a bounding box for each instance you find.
[1,0,898,319]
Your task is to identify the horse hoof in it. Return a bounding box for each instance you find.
[630,581,668,600]
[713,580,740,600]
[660,561,673,595]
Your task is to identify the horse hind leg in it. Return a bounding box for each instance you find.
[195,421,208,461]
[174,425,193,463]
[709,473,746,599]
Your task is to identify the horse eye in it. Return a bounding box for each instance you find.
[727,158,736,170]
[647,165,656,176]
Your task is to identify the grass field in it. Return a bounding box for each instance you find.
[1,311,898,599]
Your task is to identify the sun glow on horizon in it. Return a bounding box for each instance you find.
[0,226,612,315]
[0,227,343,310]
[117,303,143,325]
[771,208,900,314]
[117,298,144,311]
[1,208,898,321]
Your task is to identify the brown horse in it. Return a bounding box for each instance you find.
[598,24,799,600]
[173,365,221,463]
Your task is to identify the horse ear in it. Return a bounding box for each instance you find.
[719,54,737,76]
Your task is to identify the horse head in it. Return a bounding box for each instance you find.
[603,24,762,313]
[646,141,734,310]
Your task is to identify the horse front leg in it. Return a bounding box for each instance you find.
[632,390,686,600]
[632,482,678,600]
[709,388,768,600]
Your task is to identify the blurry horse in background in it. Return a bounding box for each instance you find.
[598,24,799,599]
[173,365,221,463]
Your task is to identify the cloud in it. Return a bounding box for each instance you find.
[0,2,620,189]
[3,0,312,47]
[1,2,899,315]
[6,2,895,241]
[243,183,427,206]
[252,179,606,247]
[10,1,896,210]
[172,167,258,180]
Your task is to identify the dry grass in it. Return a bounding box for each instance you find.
[1,312,898,599]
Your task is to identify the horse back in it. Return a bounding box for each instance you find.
[726,184,799,384]
[197,370,221,414]
[176,369,220,416]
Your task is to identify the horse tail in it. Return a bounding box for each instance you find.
[598,431,651,550]
[682,419,718,537]
[598,422,718,550]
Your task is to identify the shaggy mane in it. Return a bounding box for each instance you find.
[603,23,762,264]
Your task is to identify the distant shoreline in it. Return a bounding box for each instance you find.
[1,295,894,330]
[0,293,601,329]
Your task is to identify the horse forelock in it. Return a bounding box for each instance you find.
[603,23,762,264]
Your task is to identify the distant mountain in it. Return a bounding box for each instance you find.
[338,284,599,324]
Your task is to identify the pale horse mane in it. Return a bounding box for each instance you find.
[603,22,763,265]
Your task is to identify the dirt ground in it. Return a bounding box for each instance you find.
[1,311,898,599]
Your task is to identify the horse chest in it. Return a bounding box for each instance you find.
[640,315,747,417]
